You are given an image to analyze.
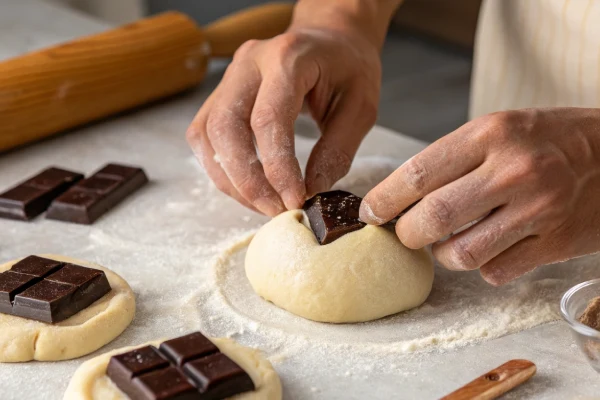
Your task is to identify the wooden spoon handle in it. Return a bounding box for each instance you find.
[440,359,536,400]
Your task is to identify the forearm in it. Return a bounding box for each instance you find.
[292,0,404,49]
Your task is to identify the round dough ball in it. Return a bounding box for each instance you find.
[64,337,282,400]
[245,210,434,323]
[0,254,135,362]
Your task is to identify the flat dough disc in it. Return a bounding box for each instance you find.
[64,337,282,400]
[0,254,135,362]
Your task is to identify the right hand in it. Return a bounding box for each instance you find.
[186,21,382,216]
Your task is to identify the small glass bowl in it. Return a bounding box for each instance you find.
[561,279,600,372]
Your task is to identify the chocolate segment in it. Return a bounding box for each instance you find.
[303,190,366,245]
[0,167,83,221]
[0,256,111,323]
[107,332,255,400]
[160,332,219,366]
[133,367,198,400]
[46,163,148,224]
[10,255,63,277]
[0,272,38,314]
[184,353,255,400]
[107,346,170,396]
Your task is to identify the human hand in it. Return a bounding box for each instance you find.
[360,108,600,285]
[186,6,383,216]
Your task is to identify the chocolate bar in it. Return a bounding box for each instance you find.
[107,332,255,400]
[303,190,366,245]
[46,163,148,224]
[0,167,83,221]
[0,256,111,323]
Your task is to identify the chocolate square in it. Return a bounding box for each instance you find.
[107,346,170,392]
[303,190,366,245]
[183,353,255,399]
[46,264,104,286]
[159,332,219,366]
[0,271,38,313]
[10,256,63,278]
[132,367,199,400]
[95,164,141,181]
[25,167,82,190]
[12,280,77,323]
[75,177,121,194]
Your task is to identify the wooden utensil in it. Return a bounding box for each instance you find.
[0,3,294,152]
[440,359,537,400]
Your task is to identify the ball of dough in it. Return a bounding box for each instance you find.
[0,254,135,362]
[245,210,434,323]
[64,337,282,400]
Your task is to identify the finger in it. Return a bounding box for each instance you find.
[479,236,548,286]
[250,63,318,209]
[206,60,285,216]
[431,205,533,271]
[305,84,378,197]
[186,93,258,212]
[396,164,508,248]
[360,121,487,224]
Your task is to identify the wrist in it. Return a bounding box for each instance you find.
[291,0,402,50]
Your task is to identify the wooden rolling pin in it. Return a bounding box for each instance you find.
[0,3,294,152]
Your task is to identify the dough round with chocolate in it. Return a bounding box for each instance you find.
[246,210,434,323]
[64,337,282,400]
[0,255,135,362]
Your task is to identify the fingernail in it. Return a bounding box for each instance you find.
[308,174,329,197]
[359,201,386,225]
[281,189,303,210]
[255,197,284,217]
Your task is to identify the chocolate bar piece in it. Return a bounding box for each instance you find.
[46,163,148,224]
[303,191,421,245]
[0,256,111,323]
[107,332,255,400]
[0,167,83,221]
[303,190,366,245]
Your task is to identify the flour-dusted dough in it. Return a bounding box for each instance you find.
[245,210,434,323]
[0,254,135,362]
[64,337,282,400]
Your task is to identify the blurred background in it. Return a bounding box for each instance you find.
[40,0,482,143]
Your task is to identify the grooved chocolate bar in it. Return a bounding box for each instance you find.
[0,167,83,221]
[0,256,111,323]
[107,332,255,400]
[46,163,148,224]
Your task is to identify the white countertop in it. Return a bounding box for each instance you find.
[1,1,600,399]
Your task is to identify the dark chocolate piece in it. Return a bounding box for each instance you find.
[133,367,198,400]
[107,332,255,400]
[107,346,170,395]
[303,190,365,245]
[46,163,148,224]
[184,353,255,400]
[160,332,219,366]
[10,255,63,277]
[0,167,83,221]
[303,191,421,244]
[0,271,38,314]
[0,256,111,323]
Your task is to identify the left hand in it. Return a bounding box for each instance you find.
[359,107,600,285]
